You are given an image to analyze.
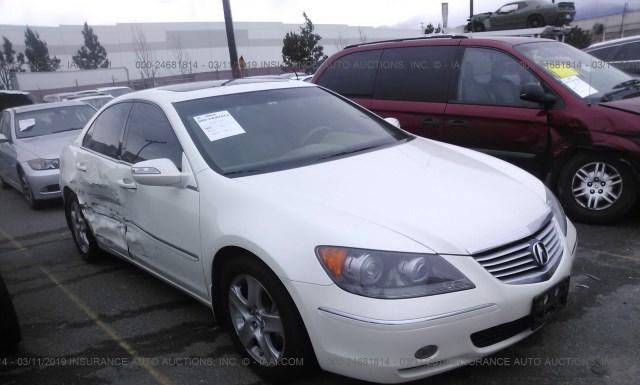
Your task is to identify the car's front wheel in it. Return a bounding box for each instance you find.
[18,170,40,209]
[219,254,314,382]
[527,14,545,28]
[65,194,102,262]
[557,153,637,224]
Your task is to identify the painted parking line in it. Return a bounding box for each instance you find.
[0,228,175,385]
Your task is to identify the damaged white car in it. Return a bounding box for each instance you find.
[60,79,577,383]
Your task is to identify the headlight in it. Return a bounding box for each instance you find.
[27,158,60,170]
[316,246,475,299]
[546,186,567,235]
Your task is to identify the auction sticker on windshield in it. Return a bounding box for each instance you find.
[193,110,246,141]
[18,118,36,131]
[559,75,598,98]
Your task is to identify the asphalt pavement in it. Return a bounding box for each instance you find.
[0,185,639,385]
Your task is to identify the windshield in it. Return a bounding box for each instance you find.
[516,41,635,103]
[15,105,95,139]
[174,87,410,176]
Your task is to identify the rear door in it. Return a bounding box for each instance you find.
[77,102,133,256]
[0,111,19,186]
[443,46,550,176]
[120,102,206,298]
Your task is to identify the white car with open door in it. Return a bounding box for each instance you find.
[60,79,577,384]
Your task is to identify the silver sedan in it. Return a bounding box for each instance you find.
[0,101,96,208]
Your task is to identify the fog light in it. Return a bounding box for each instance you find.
[414,345,438,360]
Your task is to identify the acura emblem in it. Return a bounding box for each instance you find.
[530,241,549,267]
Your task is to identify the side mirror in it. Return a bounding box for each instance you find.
[384,117,401,129]
[0,133,8,144]
[131,158,182,187]
[520,83,557,108]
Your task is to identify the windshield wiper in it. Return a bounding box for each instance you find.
[53,127,83,133]
[602,79,640,102]
[612,79,640,90]
[316,144,383,161]
[224,168,264,176]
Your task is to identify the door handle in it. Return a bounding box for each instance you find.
[76,162,87,172]
[422,117,441,128]
[117,178,137,190]
[448,119,469,128]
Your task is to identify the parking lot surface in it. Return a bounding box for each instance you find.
[0,187,639,385]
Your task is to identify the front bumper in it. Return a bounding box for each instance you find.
[22,165,61,200]
[286,220,577,383]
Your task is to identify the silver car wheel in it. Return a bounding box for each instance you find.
[70,200,90,253]
[20,173,33,204]
[572,161,623,211]
[228,274,285,365]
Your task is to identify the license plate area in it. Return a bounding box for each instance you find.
[530,277,570,330]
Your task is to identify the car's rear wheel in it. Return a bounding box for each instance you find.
[527,14,545,28]
[65,194,102,262]
[18,169,40,209]
[557,153,637,224]
[0,273,21,353]
[218,254,314,382]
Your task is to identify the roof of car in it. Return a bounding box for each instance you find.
[342,35,556,50]
[0,90,30,96]
[76,95,113,101]
[10,100,89,114]
[97,86,132,91]
[587,35,640,50]
[117,79,314,106]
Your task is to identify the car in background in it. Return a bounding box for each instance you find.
[77,95,114,110]
[467,1,575,32]
[586,35,640,77]
[42,92,75,103]
[97,86,133,98]
[64,90,106,100]
[314,36,640,224]
[60,79,575,383]
[0,101,96,208]
[0,90,33,111]
[0,272,21,353]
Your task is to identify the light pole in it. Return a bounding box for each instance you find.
[222,0,241,78]
[470,0,474,19]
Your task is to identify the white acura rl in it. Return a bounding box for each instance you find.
[60,79,577,384]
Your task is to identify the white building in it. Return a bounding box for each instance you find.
[0,21,419,80]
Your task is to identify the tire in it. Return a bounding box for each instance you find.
[18,169,40,210]
[0,273,21,353]
[557,153,637,224]
[473,22,486,32]
[218,253,315,382]
[527,14,545,28]
[64,193,102,262]
[0,176,10,190]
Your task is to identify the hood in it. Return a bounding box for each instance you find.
[17,130,81,160]
[600,98,640,116]
[238,139,550,255]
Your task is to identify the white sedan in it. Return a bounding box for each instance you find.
[60,79,577,383]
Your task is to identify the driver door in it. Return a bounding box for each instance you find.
[120,102,207,299]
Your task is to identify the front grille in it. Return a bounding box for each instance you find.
[473,218,563,284]
[470,315,531,348]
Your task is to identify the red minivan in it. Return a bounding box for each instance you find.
[313,36,640,224]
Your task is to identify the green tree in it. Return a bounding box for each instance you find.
[0,37,25,89]
[73,22,110,69]
[424,23,435,34]
[565,26,592,49]
[592,23,605,43]
[24,27,60,72]
[282,12,324,71]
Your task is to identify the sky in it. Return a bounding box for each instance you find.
[0,0,631,29]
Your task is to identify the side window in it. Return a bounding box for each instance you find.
[498,3,518,13]
[122,103,183,169]
[82,103,132,158]
[455,48,541,108]
[316,50,382,97]
[374,46,457,103]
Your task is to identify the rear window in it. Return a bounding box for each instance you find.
[316,50,382,97]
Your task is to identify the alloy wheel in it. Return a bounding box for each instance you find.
[571,161,623,211]
[228,274,285,365]
[70,200,91,253]
[20,174,33,204]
